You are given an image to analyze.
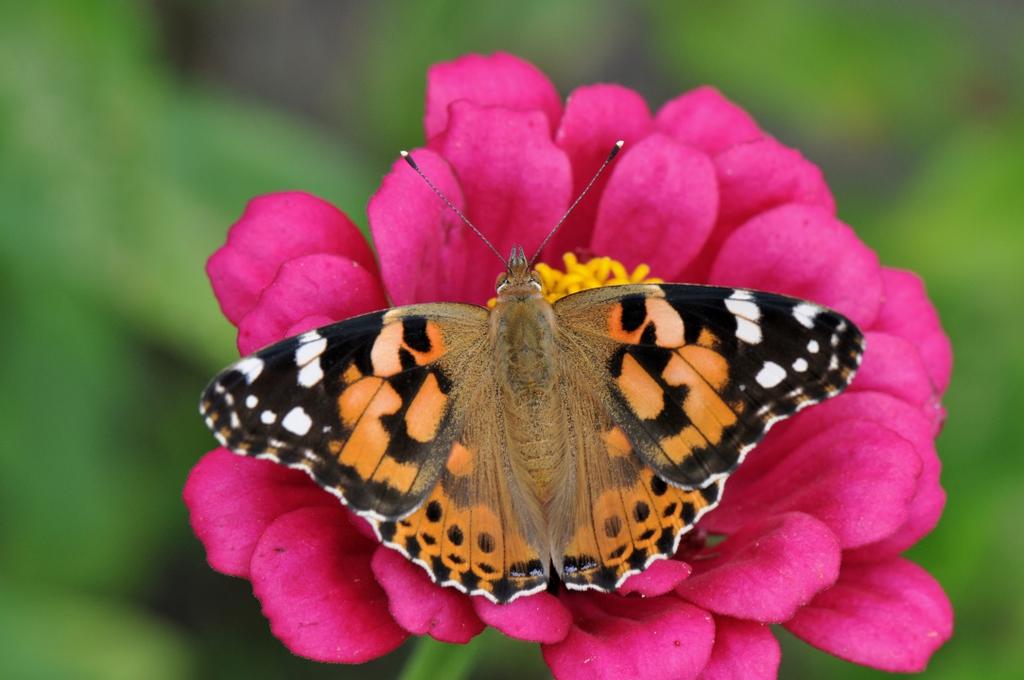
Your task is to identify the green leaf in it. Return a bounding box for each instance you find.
[646,1,978,145]
[0,582,193,680]
[0,0,377,367]
[398,635,482,680]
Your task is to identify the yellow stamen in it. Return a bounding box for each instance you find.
[487,253,663,307]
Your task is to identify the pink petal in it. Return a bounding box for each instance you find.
[714,137,835,226]
[183,449,335,578]
[698,617,780,680]
[676,512,840,623]
[768,392,945,558]
[472,591,572,644]
[619,559,693,598]
[236,253,388,355]
[250,506,408,663]
[851,331,943,428]
[206,192,376,326]
[543,594,715,680]
[846,450,943,560]
[370,546,484,644]
[425,52,562,141]
[708,204,883,329]
[873,268,953,394]
[549,84,653,258]
[705,420,920,549]
[439,102,572,302]
[785,558,953,673]
[845,441,944,561]
[368,149,474,305]
[590,133,718,280]
[655,86,762,156]
[685,137,836,281]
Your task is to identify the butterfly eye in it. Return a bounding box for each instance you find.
[495,272,509,291]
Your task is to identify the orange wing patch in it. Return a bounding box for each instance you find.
[404,372,449,443]
[601,427,633,458]
[663,350,738,443]
[616,353,665,420]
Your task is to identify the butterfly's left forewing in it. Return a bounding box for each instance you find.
[199,303,488,519]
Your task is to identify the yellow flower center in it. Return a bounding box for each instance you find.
[488,253,663,307]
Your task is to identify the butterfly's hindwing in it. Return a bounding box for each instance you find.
[545,363,727,593]
[556,284,865,490]
[199,304,487,518]
[372,438,549,603]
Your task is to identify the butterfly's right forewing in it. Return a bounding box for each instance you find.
[555,283,865,490]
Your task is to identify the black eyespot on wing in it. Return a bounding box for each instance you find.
[650,476,668,496]
[447,525,464,545]
[477,533,496,553]
[604,516,623,538]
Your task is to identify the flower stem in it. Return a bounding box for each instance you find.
[397,635,482,680]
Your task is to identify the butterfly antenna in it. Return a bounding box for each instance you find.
[400,150,507,267]
[529,140,624,267]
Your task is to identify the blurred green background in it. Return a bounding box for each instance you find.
[1,1,1021,678]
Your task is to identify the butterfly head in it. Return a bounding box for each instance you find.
[496,246,543,299]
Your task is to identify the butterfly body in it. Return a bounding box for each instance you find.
[200,249,864,603]
[490,249,567,508]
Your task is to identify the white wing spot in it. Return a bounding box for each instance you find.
[729,289,754,301]
[260,410,277,424]
[230,412,241,428]
[245,394,259,408]
[282,407,313,436]
[756,361,787,388]
[735,317,762,344]
[829,354,840,371]
[295,333,328,365]
[808,339,820,353]
[235,357,264,384]
[298,360,324,387]
[725,297,761,321]
[792,358,809,372]
[831,334,840,347]
[793,303,819,329]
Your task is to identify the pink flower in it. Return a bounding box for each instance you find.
[187,52,953,677]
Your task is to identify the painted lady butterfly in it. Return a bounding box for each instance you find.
[200,144,864,603]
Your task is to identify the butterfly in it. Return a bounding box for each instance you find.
[199,144,864,604]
